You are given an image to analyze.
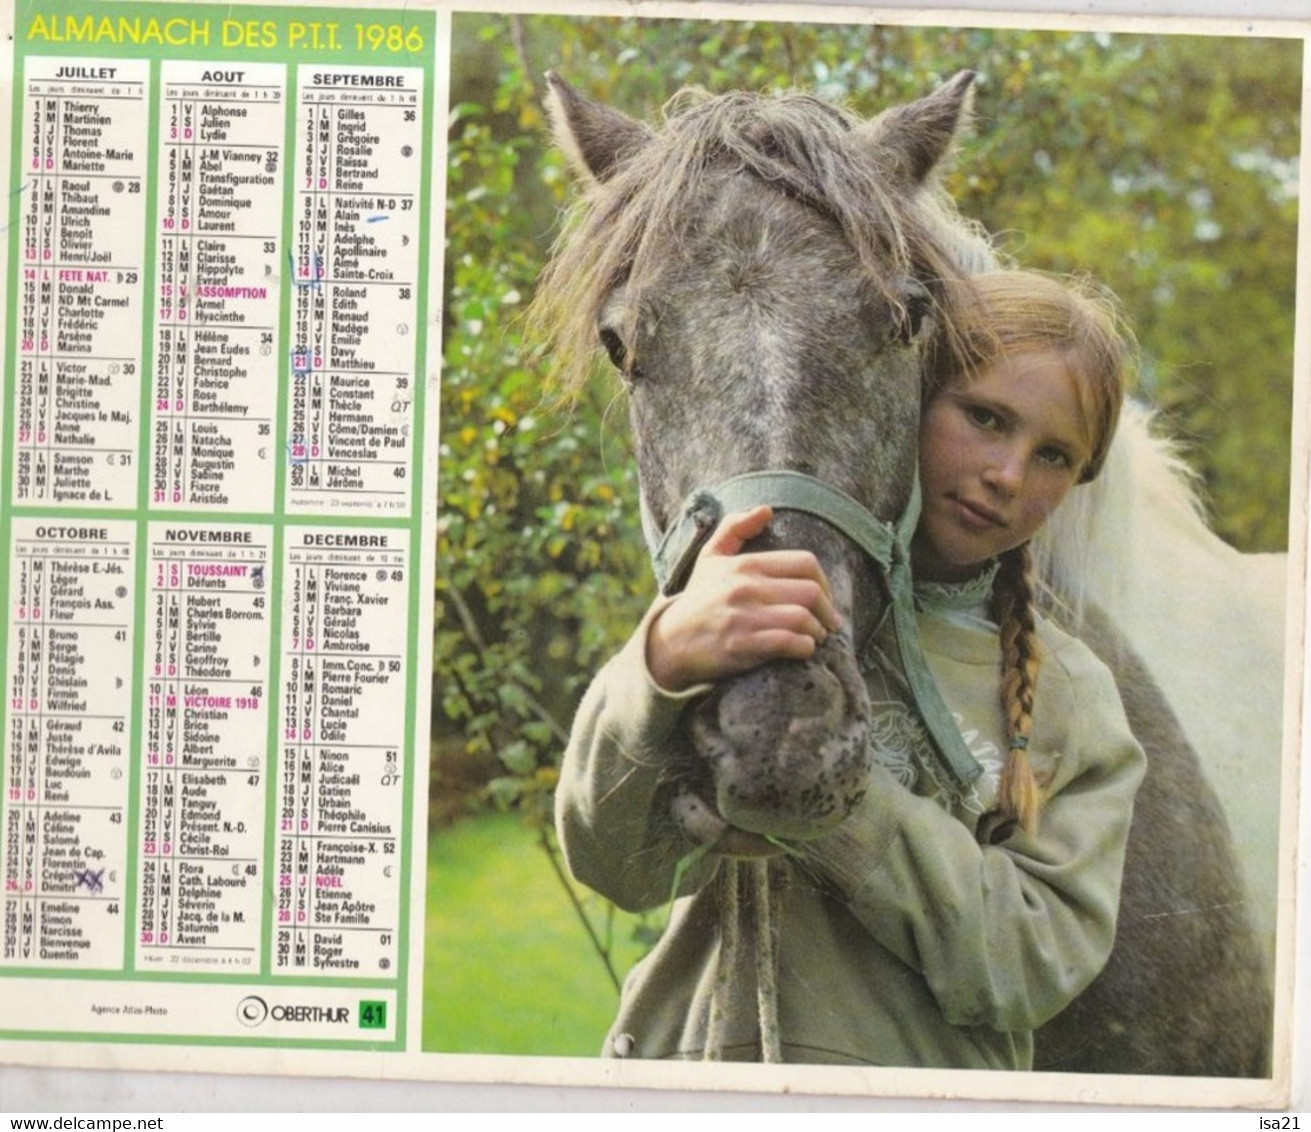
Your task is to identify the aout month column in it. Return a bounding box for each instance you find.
[152,62,284,513]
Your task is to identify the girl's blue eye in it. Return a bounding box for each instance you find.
[1038,446,1071,468]
[965,405,999,429]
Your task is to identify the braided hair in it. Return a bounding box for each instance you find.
[928,271,1133,832]
[990,544,1044,832]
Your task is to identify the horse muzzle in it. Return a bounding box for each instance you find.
[688,627,873,840]
[668,495,882,842]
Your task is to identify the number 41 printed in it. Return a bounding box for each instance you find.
[358,1000,387,1030]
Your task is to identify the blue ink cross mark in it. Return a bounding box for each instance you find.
[75,867,105,894]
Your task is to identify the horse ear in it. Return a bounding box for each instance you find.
[545,71,653,183]
[857,70,977,185]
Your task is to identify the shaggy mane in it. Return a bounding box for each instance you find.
[529,87,992,392]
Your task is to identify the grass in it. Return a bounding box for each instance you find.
[421,809,651,1056]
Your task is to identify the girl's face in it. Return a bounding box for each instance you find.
[913,350,1094,582]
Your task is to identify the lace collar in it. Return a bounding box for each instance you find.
[914,560,1000,615]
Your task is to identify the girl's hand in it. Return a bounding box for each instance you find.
[645,505,842,692]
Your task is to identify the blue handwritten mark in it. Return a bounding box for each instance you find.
[365,214,389,224]
[74,867,105,894]
[0,180,33,234]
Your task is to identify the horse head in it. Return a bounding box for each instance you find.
[539,73,981,840]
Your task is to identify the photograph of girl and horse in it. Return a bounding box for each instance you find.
[426,10,1300,1085]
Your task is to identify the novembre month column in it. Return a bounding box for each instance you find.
[135,525,270,970]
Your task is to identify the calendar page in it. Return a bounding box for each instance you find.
[0,2,434,1054]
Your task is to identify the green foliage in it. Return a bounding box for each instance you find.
[942,31,1300,547]
[436,39,652,815]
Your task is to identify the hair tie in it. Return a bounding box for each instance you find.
[1009,735,1030,751]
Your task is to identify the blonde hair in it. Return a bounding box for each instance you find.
[929,270,1134,834]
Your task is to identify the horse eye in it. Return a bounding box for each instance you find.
[599,327,643,380]
[898,293,933,344]
[891,279,934,344]
[599,327,628,371]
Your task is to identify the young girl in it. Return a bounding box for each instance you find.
[555,270,1147,1068]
